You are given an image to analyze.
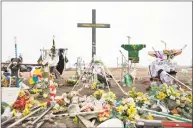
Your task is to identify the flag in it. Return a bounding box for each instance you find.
[37,55,43,64]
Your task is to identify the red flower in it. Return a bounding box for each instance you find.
[13,99,26,111]
[50,85,55,91]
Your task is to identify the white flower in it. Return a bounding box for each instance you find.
[170,95,175,100]
[128,98,135,103]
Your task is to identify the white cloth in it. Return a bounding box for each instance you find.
[42,50,59,66]
[160,71,173,84]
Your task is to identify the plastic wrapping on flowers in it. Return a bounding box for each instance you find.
[11,89,41,118]
[91,82,101,90]
[92,89,154,123]
[112,88,153,122]
[148,83,192,119]
[1,75,17,87]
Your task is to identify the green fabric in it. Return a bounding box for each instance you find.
[124,74,133,87]
[129,57,139,63]
[121,44,146,51]
[121,44,146,63]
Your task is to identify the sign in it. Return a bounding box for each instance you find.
[2,87,21,105]
[77,23,110,28]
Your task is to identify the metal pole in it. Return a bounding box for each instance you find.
[127,36,131,73]
[121,54,123,85]
[161,40,167,50]
[7,108,42,128]
[14,37,17,58]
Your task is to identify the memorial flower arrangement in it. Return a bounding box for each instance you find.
[66,73,79,86]
[66,79,77,85]
[29,68,49,92]
[93,90,115,122]
[115,97,154,122]
[115,98,139,121]
[128,87,150,107]
[102,91,116,105]
[94,90,104,100]
[11,90,40,118]
[148,83,192,119]
[91,82,101,90]
[1,75,17,87]
[98,104,112,122]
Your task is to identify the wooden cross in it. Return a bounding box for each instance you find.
[77,9,110,59]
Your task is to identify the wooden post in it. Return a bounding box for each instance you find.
[127,36,131,74]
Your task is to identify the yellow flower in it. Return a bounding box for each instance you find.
[137,92,143,97]
[174,92,180,97]
[43,93,48,98]
[12,109,18,116]
[94,90,104,100]
[116,105,124,114]
[32,88,37,93]
[156,92,167,100]
[181,96,186,101]
[22,108,31,117]
[99,90,105,94]
[146,114,154,120]
[185,96,191,103]
[73,116,79,124]
[40,103,47,108]
[34,69,41,75]
[142,96,148,101]
[91,84,97,90]
[25,103,32,109]
[19,90,25,97]
[127,106,137,116]
[176,100,181,105]
[169,87,175,94]
[128,87,138,98]
[128,114,136,121]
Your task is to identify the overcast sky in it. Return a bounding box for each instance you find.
[2,2,192,67]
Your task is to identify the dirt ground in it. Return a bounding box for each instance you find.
[5,67,193,128]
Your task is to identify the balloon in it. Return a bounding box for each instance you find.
[29,78,35,85]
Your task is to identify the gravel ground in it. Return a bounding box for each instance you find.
[3,67,192,128]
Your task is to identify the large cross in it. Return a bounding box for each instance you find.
[77,9,110,59]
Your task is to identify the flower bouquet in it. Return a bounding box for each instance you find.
[114,97,154,122]
[66,74,79,86]
[11,93,40,118]
[94,90,105,100]
[148,83,192,119]
[101,91,116,105]
[98,104,112,122]
[91,82,101,90]
[1,76,9,87]
[66,79,77,85]
[128,87,151,108]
